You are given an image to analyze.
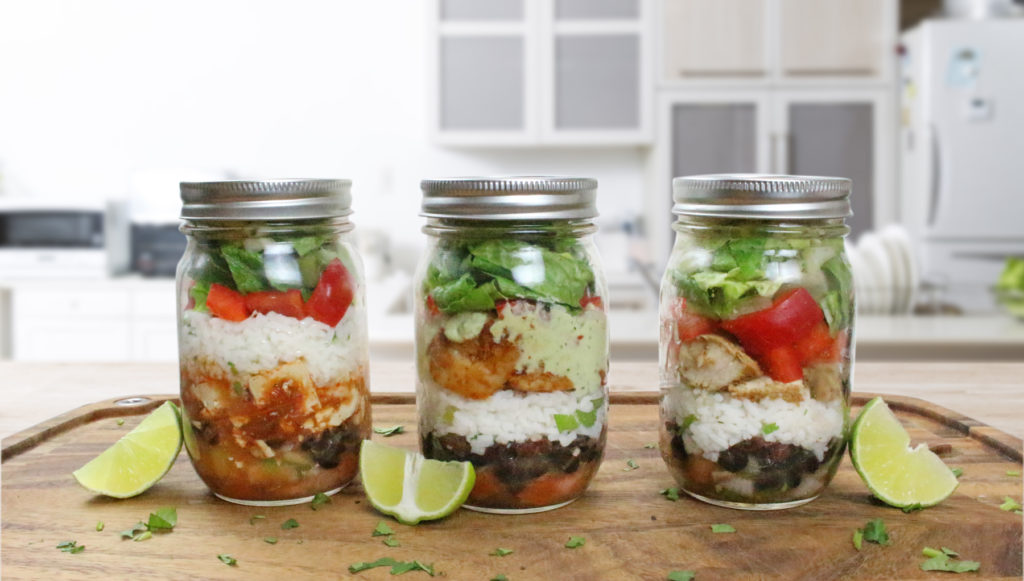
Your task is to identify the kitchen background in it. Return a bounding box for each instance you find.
[0,0,1022,363]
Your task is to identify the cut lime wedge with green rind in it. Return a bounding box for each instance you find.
[72,401,183,499]
[359,439,474,525]
[850,397,958,508]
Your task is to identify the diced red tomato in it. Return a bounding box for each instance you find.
[580,292,604,310]
[793,320,837,363]
[720,287,823,355]
[763,346,804,383]
[425,294,441,317]
[206,283,248,322]
[672,298,717,343]
[305,258,354,327]
[244,289,306,319]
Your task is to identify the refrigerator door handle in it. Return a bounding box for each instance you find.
[928,123,943,228]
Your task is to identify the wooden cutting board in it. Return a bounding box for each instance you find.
[2,393,1021,580]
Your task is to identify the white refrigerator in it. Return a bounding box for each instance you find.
[900,18,1024,312]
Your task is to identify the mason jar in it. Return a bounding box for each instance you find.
[176,179,371,506]
[659,174,855,510]
[415,177,609,514]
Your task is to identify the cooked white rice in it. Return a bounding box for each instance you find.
[662,386,844,462]
[420,386,607,455]
[180,307,367,385]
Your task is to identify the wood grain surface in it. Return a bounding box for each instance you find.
[2,394,1021,580]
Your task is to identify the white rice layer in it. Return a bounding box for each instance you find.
[421,386,607,455]
[662,387,844,462]
[180,308,367,385]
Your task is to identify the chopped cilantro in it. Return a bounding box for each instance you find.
[491,575,509,581]
[624,459,639,471]
[761,422,779,435]
[281,518,300,530]
[920,546,980,573]
[383,537,400,547]
[311,492,331,510]
[264,537,278,544]
[860,519,892,546]
[56,540,85,554]
[120,523,148,540]
[710,524,735,534]
[116,418,125,426]
[1007,470,1021,477]
[133,531,152,542]
[852,529,864,551]
[249,515,266,525]
[96,521,104,532]
[677,414,697,434]
[218,554,237,566]
[667,572,695,581]
[373,425,405,437]
[643,443,657,449]
[490,548,514,557]
[147,507,177,530]
[901,504,924,513]
[228,361,238,374]
[348,557,435,575]
[660,487,680,501]
[999,496,1022,512]
[372,521,395,537]
[951,467,963,478]
[565,536,586,549]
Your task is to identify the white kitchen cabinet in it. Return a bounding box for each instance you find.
[649,89,896,262]
[8,280,177,362]
[659,0,896,84]
[662,0,768,79]
[431,0,653,145]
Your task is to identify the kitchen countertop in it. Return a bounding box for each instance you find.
[1,361,1022,442]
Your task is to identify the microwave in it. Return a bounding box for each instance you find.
[0,199,129,278]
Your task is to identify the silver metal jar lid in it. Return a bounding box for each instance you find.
[672,174,851,220]
[179,179,352,221]
[420,176,598,221]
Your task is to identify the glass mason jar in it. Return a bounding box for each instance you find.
[176,179,371,506]
[415,177,609,514]
[659,174,855,510]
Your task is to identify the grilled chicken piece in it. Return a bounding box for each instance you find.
[506,370,574,393]
[727,376,805,404]
[803,363,843,402]
[428,324,520,400]
[677,334,762,391]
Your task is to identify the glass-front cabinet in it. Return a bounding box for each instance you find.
[432,0,653,145]
[650,89,894,260]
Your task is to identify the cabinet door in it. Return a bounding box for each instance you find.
[555,0,639,19]
[778,0,888,77]
[438,36,528,132]
[774,91,894,239]
[552,34,641,130]
[662,0,767,79]
[440,0,524,21]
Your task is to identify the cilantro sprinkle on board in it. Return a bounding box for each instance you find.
[710,524,735,534]
[565,536,586,549]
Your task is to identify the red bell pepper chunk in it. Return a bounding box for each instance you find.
[763,346,804,383]
[579,292,604,310]
[206,283,249,322]
[305,258,354,327]
[244,288,307,320]
[720,287,824,355]
[672,297,717,343]
[793,320,838,364]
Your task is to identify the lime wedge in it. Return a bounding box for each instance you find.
[359,440,475,525]
[72,401,183,498]
[850,396,958,508]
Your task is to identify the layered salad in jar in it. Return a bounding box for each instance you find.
[660,230,854,508]
[417,236,608,512]
[178,228,370,504]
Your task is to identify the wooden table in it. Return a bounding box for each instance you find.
[1,361,1023,440]
[2,361,1022,579]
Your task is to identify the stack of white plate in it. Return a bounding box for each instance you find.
[847,225,919,315]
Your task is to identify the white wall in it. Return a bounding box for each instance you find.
[0,0,651,269]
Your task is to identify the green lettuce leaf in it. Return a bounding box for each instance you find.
[222,246,268,293]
